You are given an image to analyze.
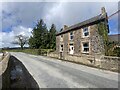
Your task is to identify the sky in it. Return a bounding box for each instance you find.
[0,0,119,48]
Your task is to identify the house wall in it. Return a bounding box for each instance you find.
[56,36,60,54]
[63,33,69,54]
[56,24,105,56]
[89,24,105,55]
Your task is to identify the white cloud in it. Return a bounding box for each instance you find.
[12,26,32,37]
[0,26,32,48]
[0,0,119,2]
[1,2,118,48]
[43,2,118,30]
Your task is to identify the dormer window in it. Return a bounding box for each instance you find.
[70,32,73,40]
[83,27,89,37]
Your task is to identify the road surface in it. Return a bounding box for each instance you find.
[10,52,119,88]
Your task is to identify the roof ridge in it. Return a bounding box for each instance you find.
[56,13,107,36]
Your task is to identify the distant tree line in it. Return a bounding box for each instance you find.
[29,19,56,49]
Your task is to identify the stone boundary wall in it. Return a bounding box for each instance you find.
[100,56,120,72]
[0,53,3,61]
[0,52,10,75]
[0,52,10,89]
[47,52,96,65]
[47,52,120,72]
[47,52,59,59]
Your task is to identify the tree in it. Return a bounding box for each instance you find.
[29,19,48,49]
[13,34,28,49]
[49,24,57,49]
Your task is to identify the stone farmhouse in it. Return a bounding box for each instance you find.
[56,7,109,59]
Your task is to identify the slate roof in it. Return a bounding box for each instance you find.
[56,13,108,36]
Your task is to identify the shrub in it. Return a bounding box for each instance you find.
[113,47,120,57]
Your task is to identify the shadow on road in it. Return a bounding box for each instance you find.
[2,55,39,89]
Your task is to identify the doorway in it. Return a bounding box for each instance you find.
[69,44,74,54]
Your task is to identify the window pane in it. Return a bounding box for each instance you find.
[61,45,63,47]
[83,27,89,36]
[83,27,88,32]
[60,45,63,51]
[83,43,88,47]
[84,48,89,52]
[84,32,89,36]
[83,43,89,52]
[70,32,73,35]
[72,47,74,50]
[70,36,73,40]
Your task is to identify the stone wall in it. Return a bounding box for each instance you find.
[100,56,120,72]
[47,52,120,72]
[64,54,94,65]
[56,24,105,56]
[63,33,69,54]
[89,25,105,55]
[0,52,11,89]
[48,52,96,65]
[56,36,60,54]
[47,52,59,59]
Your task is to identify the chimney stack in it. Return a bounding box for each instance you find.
[64,25,68,30]
[101,7,106,15]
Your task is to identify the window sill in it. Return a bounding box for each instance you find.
[69,39,74,41]
[82,52,89,54]
[82,36,89,38]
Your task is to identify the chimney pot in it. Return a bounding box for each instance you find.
[64,25,68,30]
[101,7,106,15]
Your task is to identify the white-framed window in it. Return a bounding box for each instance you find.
[83,27,89,37]
[69,43,74,54]
[60,44,63,52]
[60,35,63,41]
[69,32,73,40]
[82,42,89,53]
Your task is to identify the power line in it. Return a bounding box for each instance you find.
[108,10,120,19]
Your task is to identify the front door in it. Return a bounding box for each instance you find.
[69,45,74,54]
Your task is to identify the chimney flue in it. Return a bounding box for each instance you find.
[64,25,68,30]
[101,7,106,15]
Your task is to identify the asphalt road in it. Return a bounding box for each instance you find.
[10,52,119,88]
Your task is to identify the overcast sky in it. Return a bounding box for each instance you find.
[0,1,119,48]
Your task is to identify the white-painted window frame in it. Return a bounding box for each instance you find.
[60,44,64,52]
[69,31,74,40]
[82,26,90,38]
[60,35,63,41]
[81,41,90,53]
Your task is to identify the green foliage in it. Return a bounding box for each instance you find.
[5,48,54,55]
[49,24,56,49]
[29,19,56,49]
[97,20,120,57]
[29,19,48,49]
[0,49,2,53]
[97,20,109,55]
[105,41,120,57]
[113,47,120,57]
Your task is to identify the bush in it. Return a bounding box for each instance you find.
[105,41,120,57]
[113,47,120,57]
[38,49,47,55]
